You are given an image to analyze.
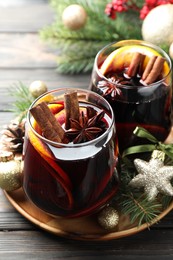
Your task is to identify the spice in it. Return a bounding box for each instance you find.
[126,52,165,85]
[66,109,106,144]
[64,91,80,130]
[30,102,66,143]
[30,92,107,145]
[127,52,146,77]
[142,55,165,85]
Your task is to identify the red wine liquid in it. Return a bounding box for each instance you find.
[90,68,172,152]
[23,102,119,218]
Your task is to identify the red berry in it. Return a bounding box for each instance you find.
[140,5,151,19]
[158,0,170,4]
[145,0,158,6]
[105,3,116,19]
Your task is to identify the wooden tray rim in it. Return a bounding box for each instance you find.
[4,188,173,241]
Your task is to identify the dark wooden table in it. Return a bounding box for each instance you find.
[0,1,173,259]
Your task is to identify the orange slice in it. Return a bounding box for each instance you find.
[28,122,74,209]
[48,103,64,115]
[38,93,54,103]
[100,45,170,78]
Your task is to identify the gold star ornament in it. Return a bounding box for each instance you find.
[129,150,173,201]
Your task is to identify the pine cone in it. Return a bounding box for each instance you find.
[1,120,25,154]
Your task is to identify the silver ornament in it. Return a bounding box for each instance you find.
[129,150,173,201]
[97,206,119,230]
[0,160,22,191]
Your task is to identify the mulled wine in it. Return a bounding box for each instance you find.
[89,40,172,152]
[23,89,119,218]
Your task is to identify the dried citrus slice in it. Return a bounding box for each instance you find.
[100,45,170,78]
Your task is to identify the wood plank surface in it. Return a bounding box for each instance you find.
[0,0,173,259]
[0,0,53,32]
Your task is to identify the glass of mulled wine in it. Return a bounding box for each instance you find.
[89,40,172,153]
[23,88,119,218]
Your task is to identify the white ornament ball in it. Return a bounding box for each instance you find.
[142,4,173,45]
[29,80,48,98]
[169,42,173,59]
[62,4,87,30]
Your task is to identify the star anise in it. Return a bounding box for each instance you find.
[97,76,124,99]
[65,108,106,144]
[97,76,123,99]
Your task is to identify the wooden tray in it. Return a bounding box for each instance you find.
[4,188,173,241]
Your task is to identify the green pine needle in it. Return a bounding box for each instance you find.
[120,193,162,227]
[8,81,34,121]
[114,158,173,227]
[40,0,142,74]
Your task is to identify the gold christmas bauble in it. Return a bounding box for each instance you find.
[142,4,173,45]
[62,4,87,30]
[97,206,119,230]
[29,80,48,98]
[0,160,22,191]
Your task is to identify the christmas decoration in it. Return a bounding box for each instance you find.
[0,159,22,191]
[8,82,34,121]
[142,4,173,45]
[0,151,14,162]
[40,0,143,74]
[97,206,119,230]
[1,121,25,154]
[5,82,173,227]
[129,150,173,201]
[62,4,87,30]
[29,80,48,98]
[40,0,173,74]
[169,42,173,59]
[105,0,173,20]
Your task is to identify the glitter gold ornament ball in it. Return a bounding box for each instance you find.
[97,206,119,230]
[62,4,87,30]
[29,80,48,98]
[0,160,22,191]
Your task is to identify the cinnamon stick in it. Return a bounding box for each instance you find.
[142,56,157,81]
[142,56,165,85]
[127,52,146,77]
[64,91,80,129]
[30,102,65,143]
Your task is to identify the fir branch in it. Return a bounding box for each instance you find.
[120,193,162,227]
[40,0,142,74]
[114,159,173,227]
[56,40,109,74]
[8,82,34,121]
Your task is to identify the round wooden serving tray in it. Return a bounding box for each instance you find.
[4,129,173,241]
[4,187,173,241]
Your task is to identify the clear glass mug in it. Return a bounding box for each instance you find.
[89,40,172,153]
[23,88,119,218]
